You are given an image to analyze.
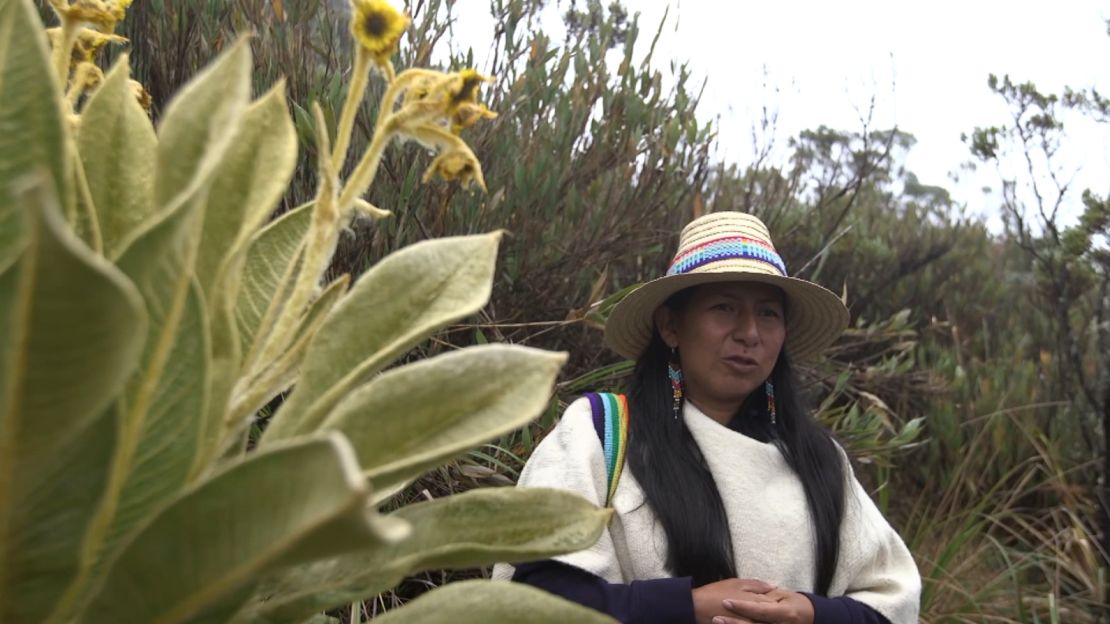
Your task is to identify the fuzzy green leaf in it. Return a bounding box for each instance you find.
[196,81,297,297]
[194,281,240,476]
[71,155,103,253]
[0,0,70,272]
[52,187,211,620]
[108,32,251,468]
[262,232,502,443]
[368,580,617,624]
[0,176,145,623]
[235,202,312,359]
[192,84,297,453]
[150,36,250,220]
[76,55,158,259]
[245,488,611,622]
[65,39,253,612]
[322,345,565,497]
[218,274,349,455]
[80,280,210,594]
[80,433,409,624]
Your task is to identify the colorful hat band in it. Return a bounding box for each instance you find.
[666,235,788,277]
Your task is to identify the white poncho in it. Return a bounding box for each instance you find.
[493,397,921,624]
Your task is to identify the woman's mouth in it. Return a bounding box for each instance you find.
[723,355,759,372]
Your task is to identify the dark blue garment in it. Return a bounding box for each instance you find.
[804,592,895,624]
[511,560,693,624]
[510,560,893,624]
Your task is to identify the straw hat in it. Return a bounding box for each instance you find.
[604,212,849,361]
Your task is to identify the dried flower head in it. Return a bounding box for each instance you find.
[46,26,127,68]
[109,0,133,22]
[349,0,410,63]
[401,74,438,107]
[422,147,486,191]
[55,0,129,32]
[446,69,489,108]
[444,70,496,132]
[391,69,497,135]
[79,30,128,61]
[66,61,105,106]
[75,61,104,89]
[130,79,152,114]
[451,102,498,133]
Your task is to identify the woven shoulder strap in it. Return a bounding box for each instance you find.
[584,392,629,507]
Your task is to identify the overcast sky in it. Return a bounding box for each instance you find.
[447,0,1110,231]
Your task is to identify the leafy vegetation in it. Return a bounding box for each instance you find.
[12,0,1110,621]
[0,0,614,622]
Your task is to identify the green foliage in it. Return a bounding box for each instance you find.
[245,488,612,621]
[0,176,144,624]
[50,0,1109,620]
[0,0,615,622]
[0,0,70,268]
[75,56,158,258]
[960,65,1110,622]
[82,434,406,624]
[116,0,711,372]
[260,233,508,442]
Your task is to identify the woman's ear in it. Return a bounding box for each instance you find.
[653,306,680,349]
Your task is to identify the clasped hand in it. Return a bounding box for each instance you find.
[691,578,814,624]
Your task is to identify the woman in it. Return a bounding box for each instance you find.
[493,212,921,624]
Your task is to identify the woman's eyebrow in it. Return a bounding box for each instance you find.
[711,292,783,305]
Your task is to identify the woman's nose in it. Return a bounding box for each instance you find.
[731,310,759,343]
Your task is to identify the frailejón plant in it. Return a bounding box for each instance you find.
[0,0,614,622]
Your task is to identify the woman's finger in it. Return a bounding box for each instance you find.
[725,591,775,604]
[723,598,785,622]
[711,616,755,624]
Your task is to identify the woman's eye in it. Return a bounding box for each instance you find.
[760,307,782,318]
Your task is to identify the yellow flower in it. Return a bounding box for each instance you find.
[57,0,118,32]
[46,26,127,65]
[77,29,128,61]
[349,0,409,62]
[447,70,488,105]
[451,102,498,133]
[443,70,496,133]
[422,147,486,191]
[75,61,104,89]
[109,0,133,23]
[400,74,438,107]
[66,61,104,105]
[392,69,497,134]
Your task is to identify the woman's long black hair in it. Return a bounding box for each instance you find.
[625,289,846,594]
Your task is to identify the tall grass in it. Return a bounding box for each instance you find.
[904,406,1104,623]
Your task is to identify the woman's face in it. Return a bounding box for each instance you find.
[654,281,786,411]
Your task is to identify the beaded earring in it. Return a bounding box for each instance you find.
[668,347,684,421]
[766,380,777,426]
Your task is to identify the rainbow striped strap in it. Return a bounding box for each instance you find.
[585,392,629,507]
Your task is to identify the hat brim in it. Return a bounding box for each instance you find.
[604,271,849,361]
